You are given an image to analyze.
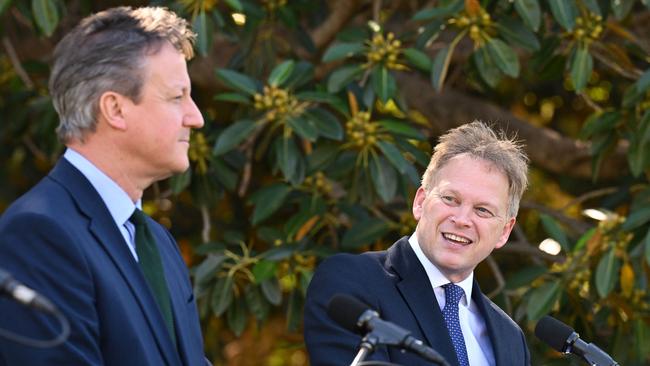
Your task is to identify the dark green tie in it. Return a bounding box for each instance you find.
[130,209,176,344]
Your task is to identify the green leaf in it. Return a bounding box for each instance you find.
[249,183,291,225]
[505,266,547,290]
[526,280,561,321]
[307,143,340,172]
[644,0,650,9]
[415,19,444,49]
[370,155,397,203]
[377,140,408,174]
[582,0,602,15]
[431,46,451,91]
[595,248,620,298]
[628,111,650,177]
[0,0,13,16]
[193,10,213,57]
[548,0,577,30]
[540,214,570,252]
[245,285,270,321]
[644,228,650,266]
[322,42,365,62]
[327,64,364,93]
[473,46,502,88]
[213,92,251,104]
[261,277,282,305]
[306,108,344,140]
[226,296,247,336]
[213,119,257,156]
[287,115,318,141]
[252,260,278,283]
[194,254,226,285]
[580,111,620,139]
[286,290,302,331]
[211,275,234,316]
[215,69,260,95]
[496,18,540,52]
[224,0,243,11]
[623,69,650,108]
[412,0,463,20]
[169,170,191,194]
[31,0,59,36]
[611,0,635,20]
[570,44,593,92]
[403,47,433,72]
[371,66,396,103]
[378,120,423,140]
[283,61,314,89]
[296,91,343,105]
[268,60,295,87]
[274,136,305,185]
[486,38,520,77]
[514,0,541,31]
[622,206,650,231]
[341,218,391,249]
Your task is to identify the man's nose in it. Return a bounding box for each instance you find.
[184,98,204,128]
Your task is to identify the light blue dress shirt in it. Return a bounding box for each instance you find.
[409,234,496,366]
[63,148,140,261]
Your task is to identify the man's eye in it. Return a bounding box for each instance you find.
[441,195,457,204]
[476,207,494,218]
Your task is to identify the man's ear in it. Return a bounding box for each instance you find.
[495,217,516,249]
[98,91,128,130]
[412,187,427,220]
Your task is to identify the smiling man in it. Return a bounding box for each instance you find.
[0,7,209,365]
[304,121,530,366]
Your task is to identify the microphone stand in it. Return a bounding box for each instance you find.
[350,333,379,366]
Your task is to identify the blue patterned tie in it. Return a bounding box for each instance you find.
[442,283,470,366]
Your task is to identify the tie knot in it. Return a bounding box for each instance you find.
[130,209,147,226]
[443,283,464,305]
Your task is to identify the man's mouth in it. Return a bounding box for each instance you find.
[442,232,473,245]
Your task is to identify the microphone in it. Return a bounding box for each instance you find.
[327,294,450,365]
[0,268,57,314]
[535,315,619,366]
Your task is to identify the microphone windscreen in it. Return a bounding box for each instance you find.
[535,315,574,352]
[326,294,370,333]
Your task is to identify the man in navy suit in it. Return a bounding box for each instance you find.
[0,7,209,365]
[304,121,531,365]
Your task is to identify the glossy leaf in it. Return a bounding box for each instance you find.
[595,248,620,298]
[622,68,650,108]
[193,10,213,57]
[306,108,344,140]
[514,0,541,31]
[211,275,234,316]
[261,277,282,305]
[580,111,620,139]
[371,66,396,103]
[245,285,269,321]
[473,46,502,88]
[224,0,243,11]
[403,47,433,72]
[341,218,391,249]
[570,44,593,92]
[644,228,650,266]
[627,111,650,177]
[32,0,59,36]
[486,38,519,77]
[496,18,540,52]
[327,64,364,93]
[169,170,191,194]
[431,46,451,91]
[526,280,561,321]
[287,115,318,141]
[268,60,295,87]
[252,260,278,283]
[194,254,226,285]
[213,119,257,156]
[582,0,602,15]
[622,206,650,231]
[378,120,423,140]
[377,140,408,174]
[322,42,364,62]
[370,155,397,203]
[216,69,260,96]
[540,214,570,251]
[506,266,547,290]
[548,0,577,30]
[611,0,635,20]
[286,289,302,331]
[213,92,251,104]
[249,183,291,225]
[274,136,305,185]
[415,19,443,49]
[412,0,463,20]
[226,296,247,336]
[282,61,314,89]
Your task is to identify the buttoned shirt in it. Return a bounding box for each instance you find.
[409,235,495,366]
[64,148,140,261]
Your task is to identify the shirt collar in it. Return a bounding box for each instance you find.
[408,234,474,307]
[63,148,140,226]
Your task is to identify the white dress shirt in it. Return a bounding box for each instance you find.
[64,148,141,261]
[409,235,495,366]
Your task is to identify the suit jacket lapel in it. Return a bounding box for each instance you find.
[472,281,508,365]
[387,238,459,366]
[49,159,181,366]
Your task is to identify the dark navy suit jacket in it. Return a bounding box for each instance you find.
[304,237,530,366]
[0,159,206,365]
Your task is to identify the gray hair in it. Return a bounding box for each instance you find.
[49,6,196,143]
[421,121,529,218]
